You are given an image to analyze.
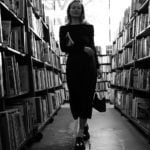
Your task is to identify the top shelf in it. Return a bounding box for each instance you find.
[138,0,149,14]
[0,1,24,26]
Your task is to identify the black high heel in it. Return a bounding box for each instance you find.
[83,125,90,141]
[74,137,85,150]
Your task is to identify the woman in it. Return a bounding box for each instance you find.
[59,0,99,149]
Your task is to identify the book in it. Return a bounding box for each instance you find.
[35,97,43,123]
[7,111,16,150]
[19,65,30,92]
[0,109,17,150]
[0,8,3,43]
[41,96,48,122]
[5,100,36,137]
[11,111,25,149]
[0,130,2,150]
[47,93,54,115]
[0,52,4,97]
[2,20,11,46]
[14,0,25,19]
[13,57,21,94]
[4,55,17,96]
[4,0,15,11]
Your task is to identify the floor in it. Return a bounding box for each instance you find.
[28,103,150,150]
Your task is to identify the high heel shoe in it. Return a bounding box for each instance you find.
[83,125,90,141]
[74,137,85,150]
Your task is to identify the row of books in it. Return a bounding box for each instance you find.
[96,82,109,91]
[106,45,113,55]
[115,90,150,129]
[95,46,102,55]
[28,0,46,22]
[3,55,29,96]
[99,65,111,73]
[133,68,150,90]
[135,13,149,36]
[111,70,132,88]
[63,82,68,91]
[97,72,111,82]
[0,109,26,150]
[30,33,61,70]
[52,53,61,70]
[59,53,69,102]
[45,51,61,70]
[0,19,28,53]
[96,90,111,100]
[60,55,67,65]
[113,22,134,53]
[64,91,69,101]
[113,35,150,67]
[117,0,148,35]
[33,67,62,91]
[111,68,150,91]
[113,1,150,55]
[113,36,124,53]
[61,73,67,83]
[124,19,135,44]
[98,55,111,64]
[135,36,150,59]
[61,65,66,74]
[132,97,150,120]
[131,0,148,16]
[115,91,133,116]
[0,89,64,150]
[123,6,131,27]
[1,0,25,19]
[27,6,43,38]
[31,41,61,70]
[1,52,62,97]
[111,47,134,69]
[30,32,45,59]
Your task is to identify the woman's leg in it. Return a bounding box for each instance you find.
[77,118,87,137]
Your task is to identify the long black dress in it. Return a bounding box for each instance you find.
[59,24,98,119]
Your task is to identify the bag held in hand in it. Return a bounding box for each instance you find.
[93,93,106,112]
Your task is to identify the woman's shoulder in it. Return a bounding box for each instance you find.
[59,24,69,30]
[81,21,94,27]
[59,22,94,32]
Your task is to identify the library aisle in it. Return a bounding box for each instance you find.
[28,103,150,150]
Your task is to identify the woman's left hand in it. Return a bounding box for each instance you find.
[84,46,94,57]
[97,69,102,78]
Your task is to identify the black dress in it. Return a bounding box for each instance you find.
[59,24,98,119]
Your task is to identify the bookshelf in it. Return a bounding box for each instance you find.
[60,52,69,102]
[0,0,64,149]
[111,0,150,143]
[96,46,112,101]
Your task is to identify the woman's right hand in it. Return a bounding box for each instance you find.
[84,46,94,57]
[66,32,74,47]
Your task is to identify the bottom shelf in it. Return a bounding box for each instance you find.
[17,106,62,150]
[38,106,61,132]
[115,105,150,143]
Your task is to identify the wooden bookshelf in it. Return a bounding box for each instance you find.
[111,0,150,143]
[96,46,112,101]
[60,53,69,102]
[0,0,65,149]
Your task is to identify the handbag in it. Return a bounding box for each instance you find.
[93,93,106,112]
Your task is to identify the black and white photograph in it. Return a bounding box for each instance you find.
[0,0,150,150]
